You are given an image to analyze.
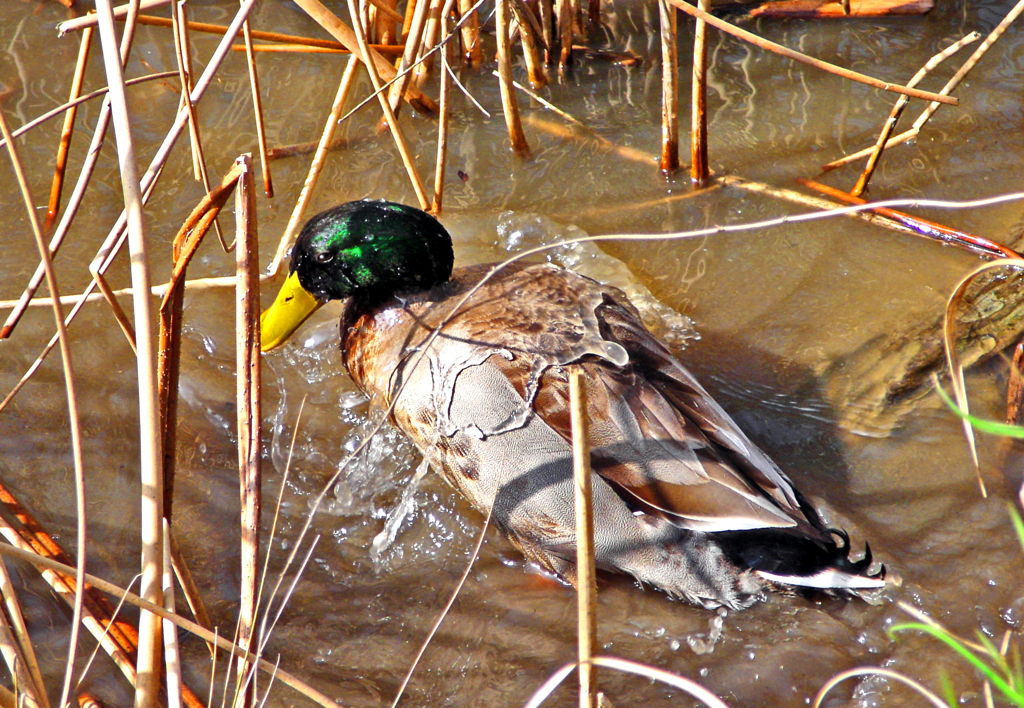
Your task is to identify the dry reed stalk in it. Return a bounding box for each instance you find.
[825,1,1023,172]
[271,58,361,275]
[293,0,438,114]
[0,496,139,688]
[0,103,89,708]
[0,543,335,708]
[93,2,166,704]
[0,599,44,708]
[57,0,169,34]
[588,0,600,31]
[509,0,548,88]
[540,0,554,63]
[664,0,957,105]
[556,0,573,73]
[569,371,597,708]
[170,0,202,182]
[1008,343,1024,425]
[130,15,407,54]
[0,560,46,707]
[496,0,531,157]
[380,0,431,127]
[431,11,452,214]
[241,20,274,198]
[234,154,263,705]
[719,175,935,239]
[167,531,215,655]
[851,31,980,197]
[797,178,1022,260]
[690,0,710,185]
[78,695,102,708]
[347,0,432,208]
[161,520,183,708]
[2,0,257,412]
[413,0,443,86]
[658,0,679,173]
[45,26,93,233]
[457,0,483,67]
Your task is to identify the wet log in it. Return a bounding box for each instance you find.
[819,230,1024,435]
[747,0,931,17]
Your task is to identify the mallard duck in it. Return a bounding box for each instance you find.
[261,199,884,610]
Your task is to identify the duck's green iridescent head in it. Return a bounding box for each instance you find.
[260,200,454,351]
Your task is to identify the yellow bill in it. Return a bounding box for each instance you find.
[260,271,324,351]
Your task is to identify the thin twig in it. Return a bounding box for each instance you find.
[664,0,957,105]
[0,559,46,707]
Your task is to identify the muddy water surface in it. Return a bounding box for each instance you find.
[1,0,1023,706]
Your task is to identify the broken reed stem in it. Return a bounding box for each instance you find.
[659,0,679,173]
[457,0,483,67]
[241,19,274,198]
[796,178,1022,260]
[851,31,980,197]
[235,154,263,705]
[45,26,93,233]
[664,0,957,106]
[824,0,1023,172]
[347,0,431,209]
[0,103,88,708]
[540,0,554,64]
[569,370,598,708]
[93,2,166,705]
[271,57,360,275]
[496,0,531,157]
[510,0,548,88]
[431,11,452,214]
[161,520,183,708]
[690,0,710,186]
[556,0,573,73]
[0,559,47,708]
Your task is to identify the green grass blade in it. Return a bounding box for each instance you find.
[934,384,1024,438]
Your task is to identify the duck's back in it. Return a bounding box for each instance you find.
[340,262,879,609]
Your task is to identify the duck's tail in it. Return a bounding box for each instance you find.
[717,527,887,593]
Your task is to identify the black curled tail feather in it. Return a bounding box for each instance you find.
[713,526,885,588]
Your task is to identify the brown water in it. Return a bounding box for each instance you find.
[1,1,1023,706]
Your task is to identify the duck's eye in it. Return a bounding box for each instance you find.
[315,252,334,264]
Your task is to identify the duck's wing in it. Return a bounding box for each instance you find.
[530,286,828,538]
